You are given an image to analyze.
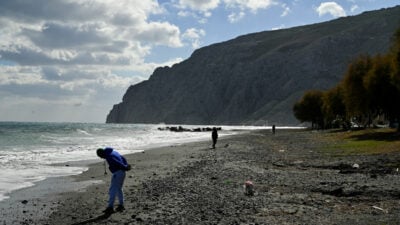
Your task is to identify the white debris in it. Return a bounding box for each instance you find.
[372,206,388,213]
[352,163,359,169]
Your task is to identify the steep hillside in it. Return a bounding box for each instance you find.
[107,6,400,125]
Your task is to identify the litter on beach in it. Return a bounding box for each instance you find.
[244,180,255,196]
[352,163,360,169]
[372,206,388,213]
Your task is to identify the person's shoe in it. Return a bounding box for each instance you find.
[115,205,125,212]
[103,207,115,214]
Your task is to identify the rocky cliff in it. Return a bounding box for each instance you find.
[107,6,400,125]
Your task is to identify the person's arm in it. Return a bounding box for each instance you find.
[108,155,130,171]
[121,156,131,171]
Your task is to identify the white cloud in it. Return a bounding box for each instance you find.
[177,10,191,17]
[316,2,346,18]
[178,0,220,12]
[198,18,208,24]
[271,24,286,30]
[0,66,137,96]
[182,28,206,49]
[0,93,109,122]
[204,11,213,18]
[351,5,359,13]
[0,0,182,67]
[281,4,291,17]
[176,0,275,23]
[0,0,188,122]
[224,0,276,13]
[175,0,217,23]
[182,28,205,39]
[133,21,183,47]
[0,66,42,85]
[0,64,144,122]
[22,22,110,49]
[228,12,246,23]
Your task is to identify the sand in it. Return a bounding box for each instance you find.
[2,129,400,225]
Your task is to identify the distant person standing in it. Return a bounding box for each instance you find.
[272,125,276,134]
[96,147,131,214]
[212,127,218,149]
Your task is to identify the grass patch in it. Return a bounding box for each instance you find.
[320,128,400,156]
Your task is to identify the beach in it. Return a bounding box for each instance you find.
[2,129,400,224]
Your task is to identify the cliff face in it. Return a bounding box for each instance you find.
[107,6,400,125]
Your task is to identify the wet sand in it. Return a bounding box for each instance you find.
[2,129,400,224]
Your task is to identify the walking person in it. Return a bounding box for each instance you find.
[96,147,131,214]
[212,127,218,149]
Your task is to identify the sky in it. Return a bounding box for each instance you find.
[0,0,399,123]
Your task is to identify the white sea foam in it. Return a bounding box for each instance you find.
[0,166,85,201]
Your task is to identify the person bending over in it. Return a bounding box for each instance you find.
[97,147,131,214]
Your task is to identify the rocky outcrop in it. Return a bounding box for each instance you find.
[107,6,400,125]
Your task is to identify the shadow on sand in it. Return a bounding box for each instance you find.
[70,213,112,225]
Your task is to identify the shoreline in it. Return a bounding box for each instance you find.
[0,134,221,225]
[0,157,103,224]
[0,132,218,209]
[3,129,400,224]
[0,122,249,206]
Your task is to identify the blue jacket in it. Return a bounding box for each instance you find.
[103,147,129,173]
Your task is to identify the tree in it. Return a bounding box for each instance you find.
[341,55,372,127]
[293,90,324,128]
[388,28,400,129]
[293,27,400,130]
[322,85,347,128]
[364,55,398,124]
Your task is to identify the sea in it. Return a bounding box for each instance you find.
[0,121,272,202]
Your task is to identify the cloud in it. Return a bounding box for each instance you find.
[182,28,206,49]
[0,0,192,122]
[177,10,191,17]
[0,45,135,66]
[351,5,359,13]
[271,24,286,30]
[41,67,62,80]
[0,64,143,122]
[0,66,42,85]
[228,12,246,23]
[0,0,182,68]
[176,0,275,23]
[0,92,111,122]
[22,22,110,49]
[223,0,276,13]
[0,65,137,96]
[0,46,60,66]
[316,2,346,18]
[178,0,220,12]
[182,28,205,40]
[0,0,104,23]
[281,4,291,17]
[133,21,183,47]
[175,0,217,23]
